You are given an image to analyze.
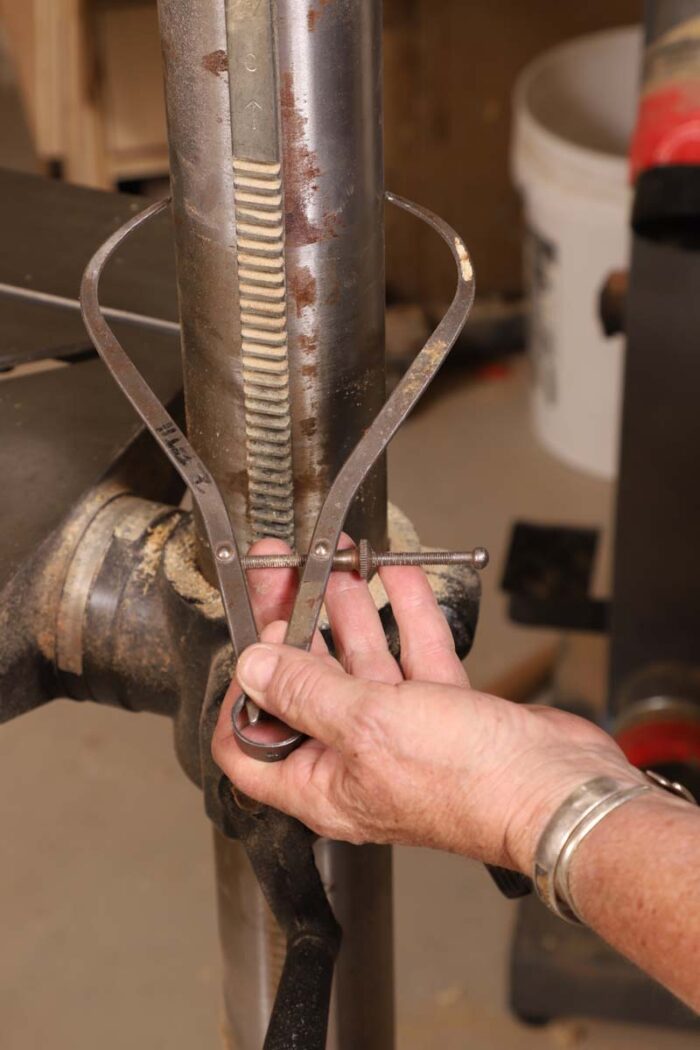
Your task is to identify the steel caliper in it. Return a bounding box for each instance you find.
[78,2,528,1045]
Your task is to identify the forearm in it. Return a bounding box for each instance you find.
[568,793,700,1011]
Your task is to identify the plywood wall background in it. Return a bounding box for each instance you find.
[384,0,642,301]
[2,0,642,298]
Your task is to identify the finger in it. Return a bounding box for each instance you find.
[218,642,382,749]
[379,565,468,686]
[246,538,299,631]
[259,618,330,658]
[217,620,334,736]
[214,733,350,841]
[324,534,403,684]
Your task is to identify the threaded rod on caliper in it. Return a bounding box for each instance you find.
[238,544,489,580]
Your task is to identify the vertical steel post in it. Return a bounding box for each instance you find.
[157,0,245,581]
[274,0,387,553]
[157,0,386,566]
[157,0,393,1046]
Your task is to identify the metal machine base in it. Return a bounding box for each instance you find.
[511,894,700,1031]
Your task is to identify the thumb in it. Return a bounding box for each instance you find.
[236,643,369,747]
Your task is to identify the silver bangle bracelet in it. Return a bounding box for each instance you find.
[533,777,649,924]
[551,783,649,923]
[533,770,697,925]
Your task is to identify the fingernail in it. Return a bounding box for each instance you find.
[237,645,279,698]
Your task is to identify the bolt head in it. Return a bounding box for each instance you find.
[473,546,489,570]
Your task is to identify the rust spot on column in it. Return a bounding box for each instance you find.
[288,265,317,317]
[203,49,228,77]
[297,333,318,356]
[280,71,339,246]
[307,0,331,32]
[300,418,317,437]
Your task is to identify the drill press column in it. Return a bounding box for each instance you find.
[156,1,393,1045]
[158,0,386,565]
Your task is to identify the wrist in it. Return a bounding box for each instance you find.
[503,754,646,875]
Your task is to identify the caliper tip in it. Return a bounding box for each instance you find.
[245,697,261,725]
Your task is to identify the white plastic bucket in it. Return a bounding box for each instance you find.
[512,26,642,479]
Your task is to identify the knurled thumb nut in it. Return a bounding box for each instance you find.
[357,538,375,580]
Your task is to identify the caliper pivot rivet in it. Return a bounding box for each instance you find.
[216,543,234,562]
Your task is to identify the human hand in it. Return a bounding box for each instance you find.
[213,537,643,874]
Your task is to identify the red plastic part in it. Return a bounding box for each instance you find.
[616,719,700,769]
[630,83,700,179]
